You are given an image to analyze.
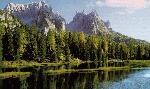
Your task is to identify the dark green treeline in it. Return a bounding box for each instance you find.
[0,25,150,63]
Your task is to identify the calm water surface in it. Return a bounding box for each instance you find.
[0,67,150,89]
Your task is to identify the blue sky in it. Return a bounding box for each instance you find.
[0,0,150,42]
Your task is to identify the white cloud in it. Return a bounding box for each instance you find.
[145,0,150,7]
[96,0,150,10]
[116,9,135,15]
[106,0,145,10]
[86,1,95,8]
[95,0,105,6]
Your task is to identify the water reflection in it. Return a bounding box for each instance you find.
[0,61,149,89]
[0,69,131,89]
[99,69,150,89]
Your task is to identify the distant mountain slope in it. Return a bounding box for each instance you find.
[4,1,65,34]
[1,1,149,45]
[109,30,150,45]
[66,11,149,45]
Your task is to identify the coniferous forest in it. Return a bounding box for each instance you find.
[0,24,150,67]
[1,1,150,89]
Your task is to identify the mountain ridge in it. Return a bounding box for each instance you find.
[67,11,149,45]
[66,11,109,35]
[1,1,150,44]
[4,1,65,34]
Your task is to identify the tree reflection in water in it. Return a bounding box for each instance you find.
[0,69,130,89]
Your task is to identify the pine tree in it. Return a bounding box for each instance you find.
[97,41,102,65]
[120,43,129,60]
[0,26,5,61]
[85,36,91,61]
[143,46,149,60]
[55,30,65,61]
[2,27,14,61]
[23,25,38,60]
[46,29,57,61]
[37,32,46,62]
[137,44,145,60]
[64,44,71,62]
[13,26,28,60]
[78,32,86,60]
[69,32,79,58]
[91,35,99,61]
[101,39,108,67]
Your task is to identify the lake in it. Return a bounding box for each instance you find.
[0,66,150,89]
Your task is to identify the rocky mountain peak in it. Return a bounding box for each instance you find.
[73,12,85,22]
[5,1,48,12]
[104,20,111,29]
[88,10,99,18]
[66,11,109,35]
[4,1,65,34]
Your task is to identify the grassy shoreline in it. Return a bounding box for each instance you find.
[45,66,130,74]
[129,60,150,67]
[1,60,150,69]
[0,60,149,79]
[0,72,31,79]
[0,60,149,77]
[0,60,64,68]
[0,58,83,68]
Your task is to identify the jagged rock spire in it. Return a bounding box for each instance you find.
[104,20,111,29]
[4,1,65,34]
[66,10,109,35]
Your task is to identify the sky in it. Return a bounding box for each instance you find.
[0,0,150,42]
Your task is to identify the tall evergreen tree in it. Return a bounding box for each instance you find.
[97,41,102,63]
[46,29,57,61]
[37,32,46,61]
[101,39,108,67]
[55,30,66,61]
[78,32,86,60]
[0,26,5,61]
[64,44,71,62]
[13,26,28,60]
[23,25,38,60]
[69,32,79,58]
[2,27,14,61]
[90,35,99,61]
[119,43,129,60]
[137,44,145,60]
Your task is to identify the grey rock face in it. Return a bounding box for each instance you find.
[66,11,109,35]
[5,1,65,34]
[104,20,111,29]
